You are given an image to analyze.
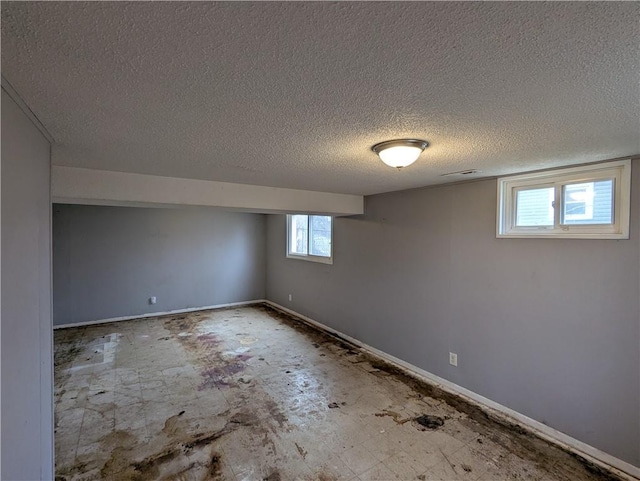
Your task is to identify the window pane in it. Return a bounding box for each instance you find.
[515,187,554,226]
[309,216,332,257]
[562,180,613,225]
[290,215,308,254]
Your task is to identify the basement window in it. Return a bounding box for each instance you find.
[497,159,631,239]
[287,215,333,264]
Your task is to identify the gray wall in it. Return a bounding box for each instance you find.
[266,160,640,467]
[1,88,54,479]
[53,205,266,325]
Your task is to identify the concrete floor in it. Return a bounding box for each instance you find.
[54,305,618,481]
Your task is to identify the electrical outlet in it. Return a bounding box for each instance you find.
[288,294,292,302]
[149,296,157,305]
[449,352,458,366]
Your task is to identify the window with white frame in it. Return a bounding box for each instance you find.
[497,159,631,239]
[287,214,333,263]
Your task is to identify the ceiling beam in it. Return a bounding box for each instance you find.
[52,166,363,216]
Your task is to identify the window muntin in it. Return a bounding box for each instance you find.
[287,214,333,263]
[497,159,631,239]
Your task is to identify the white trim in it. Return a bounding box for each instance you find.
[497,159,631,239]
[264,300,640,481]
[53,300,265,329]
[51,299,640,479]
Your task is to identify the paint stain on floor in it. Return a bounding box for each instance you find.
[54,305,626,481]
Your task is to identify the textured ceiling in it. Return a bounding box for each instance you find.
[2,2,639,196]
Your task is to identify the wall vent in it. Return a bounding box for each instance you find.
[441,169,479,177]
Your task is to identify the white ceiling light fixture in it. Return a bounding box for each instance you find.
[371,139,429,169]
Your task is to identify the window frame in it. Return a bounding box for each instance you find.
[286,214,333,264]
[497,159,631,239]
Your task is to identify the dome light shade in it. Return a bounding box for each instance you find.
[372,139,429,168]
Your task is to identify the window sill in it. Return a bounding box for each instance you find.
[286,254,333,265]
[497,231,628,239]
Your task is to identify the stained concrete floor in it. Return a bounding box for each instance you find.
[54,305,620,481]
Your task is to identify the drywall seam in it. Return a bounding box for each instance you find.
[265,300,640,481]
[43,142,54,480]
[1,78,54,143]
[53,300,266,329]
[0,96,2,481]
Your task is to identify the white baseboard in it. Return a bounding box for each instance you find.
[264,300,640,481]
[52,299,639,479]
[53,299,266,329]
